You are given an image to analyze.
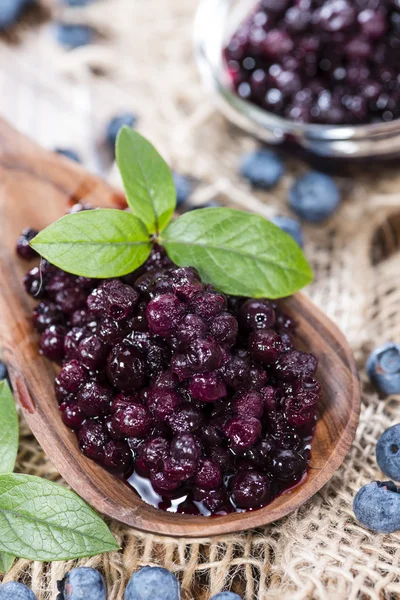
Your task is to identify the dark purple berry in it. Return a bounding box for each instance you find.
[223,355,251,389]
[238,299,276,331]
[57,360,88,392]
[107,344,147,391]
[223,416,262,452]
[146,294,185,337]
[270,449,307,483]
[77,381,113,417]
[176,314,207,348]
[248,329,284,365]
[33,300,64,332]
[78,421,108,462]
[275,350,318,380]
[210,313,238,346]
[60,402,85,429]
[231,470,272,508]
[100,279,139,321]
[168,405,204,435]
[104,440,133,471]
[189,372,227,402]
[195,459,222,489]
[190,291,226,321]
[170,433,202,463]
[233,390,264,418]
[111,403,152,437]
[40,325,66,361]
[78,335,107,370]
[16,228,39,260]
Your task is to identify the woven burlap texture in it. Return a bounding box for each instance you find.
[1,1,400,599]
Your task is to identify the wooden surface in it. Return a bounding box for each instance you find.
[0,119,361,537]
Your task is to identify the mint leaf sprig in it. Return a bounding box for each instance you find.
[30,128,312,298]
[0,380,118,573]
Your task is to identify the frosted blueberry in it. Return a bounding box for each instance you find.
[240,149,284,189]
[353,481,400,533]
[57,567,106,600]
[124,566,180,600]
[289,172,340,223]
[0,582,37,600]
[210,593,242,600]
[56,24,94,49]
[366,343,400,396]
[376,424,400,481]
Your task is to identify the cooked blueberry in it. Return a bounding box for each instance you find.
[125,566,180,600]
[106,113,137,150]
[40,325,66,362]
[55,148,81,163]
[376,424,400,481]
[271,215,304,248]
[58,567,106,600]
[16,228,39,260]
[56,24,94,48]
[173,172,193,207]
[112,403,152,438]
[238,299,276,332]
[240,149,284,189]
[0,582,37,600]
[248,329,284,364]
[223,416,262,452]
[78,420,108,462]
[77,381,112,417]
[231,470,272,508]
[146,294,185,337]
[107,344,147,391]
[353,481,400,533]
[366,343,400,396]
[189,372,227,402]
[289,173,340,223]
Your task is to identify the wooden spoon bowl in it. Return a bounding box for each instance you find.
[0,120,360,537]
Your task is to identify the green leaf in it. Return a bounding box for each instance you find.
[0,552,15,574]
[160,208,313,298]
[116,127,176,234]
[30,209,151,278]
[0,381,19,475]
[0,474,119,561]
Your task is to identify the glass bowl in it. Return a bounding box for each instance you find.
[194,0,400,160]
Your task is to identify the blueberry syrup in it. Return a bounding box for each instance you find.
[224,0,400,125]
[19,204,321,515]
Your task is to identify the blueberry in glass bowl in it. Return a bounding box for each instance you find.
[195,0,400,159]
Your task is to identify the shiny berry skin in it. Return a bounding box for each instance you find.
[239,299,276,332]
[64,327,86,360]
[189,372,227,402]
[33,300,64,332]
[40,325,66,362]
[78,335,107,370]
[195,459,222,489]
[24,267,46,298]
[289,172,340,223]
[146,294,185,337]
[137,437,170,472]
[77,381,113,417]
[283,390,319,427]
[248,329,284,364]
[366,343,400,396]
[270,449,307,483]
[168,405,204,435]
[150,471,181,493]
[57,360,88,392]
[224,416,262,452]
[176,313,207,348]
[148,389,182,421]
[60,402,85,429]
[170,433,202,463]
[240,149,284,189]
[104,440,133,471]
[223,355,251,389]
[233,390,264,418]
[171,267,203,300]
[210,313,238,346]
[275,350,318,380]
[16,228,39,260]
[163,457,197,481]
[107,344,147,391]
[376,425,400,482]
[111,403,152,438]
[191,291,226,321]
[100,279,139,320]
[231,470,272,508]
[78,421,108,462]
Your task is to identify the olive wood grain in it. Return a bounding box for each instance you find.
[0,119,360,537]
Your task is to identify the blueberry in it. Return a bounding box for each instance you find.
[210,594,242,600]
[0,582,37,600]
[366,343,400,396]
[58,567,106,600]
[376,424,400,481]
[56,24,94,49]
[188,200,221,211]
[124,566,180,600]
[55,148,81,163]
[62,0,91,5]
[240,149,284,189]
[289,172,340,223]
[106,113,137,151]
[353,481,400,533]
[0,0,33,30]
[271,215,304,248]
[0,361,8,382]
[173,173,193,207]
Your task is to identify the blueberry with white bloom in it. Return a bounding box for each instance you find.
[271,215,304,248]
[289,172,340,223]
[376,424,400,481]
[57,567,106,600]
[125,566,180,600]
[106,113,137,151]
[0,582,37,600]
[366,343,400,396]
[353,481,400,533]
[56,24,94,49]
[210,593,242,600]
[0,0,34,30]
[240,149,284,189]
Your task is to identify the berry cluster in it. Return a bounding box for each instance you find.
[19,213,320,515]
[224,0,400,125]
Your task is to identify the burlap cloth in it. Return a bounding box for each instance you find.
[1,1,400,598]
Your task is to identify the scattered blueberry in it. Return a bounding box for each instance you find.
[0,582,37,600]
[366,343,400,396]
[240,149,284,189]
[0,361,8,381]
[0,0,33,30]
[58,567,106,600]
[288,172,340,223]
[188,200,221,211]
[106,113,137,151]
[62,0,91,5]
[271,215,303,247]
[353,481,400,533]
[210,594,242,600]
[55,148,82,163]
[376,424,400,481]
[56,24,94,49]
[125,566,180,600]
[173,173,193,207]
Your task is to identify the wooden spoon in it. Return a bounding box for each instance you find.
[0,119,360,537]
